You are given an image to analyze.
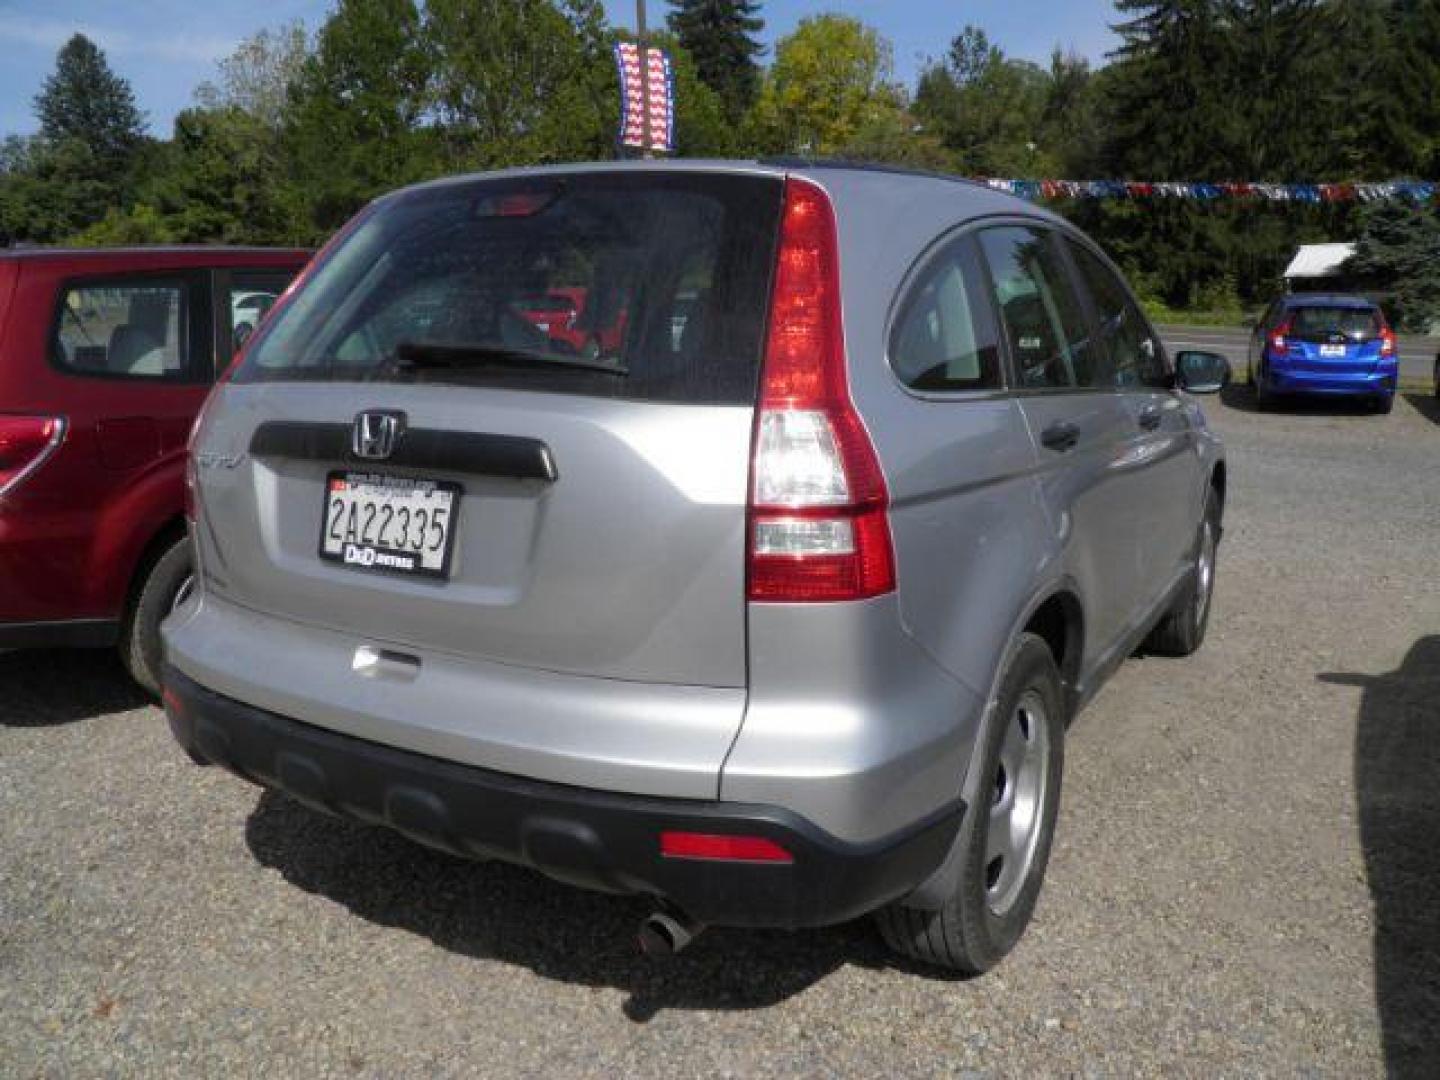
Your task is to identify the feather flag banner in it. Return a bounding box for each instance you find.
[614,42,675,153]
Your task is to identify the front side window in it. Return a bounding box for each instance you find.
[977,226,1101,390]
[235,173,784,405]
[1067,240,1167,388]
[890,236,1002,392]
[53,280,189,379]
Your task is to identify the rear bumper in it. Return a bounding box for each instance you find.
[163,665,962,928]
[1264,366,1397,396]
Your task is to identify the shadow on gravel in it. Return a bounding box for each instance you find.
[245,790,938,1020]
[1321,637,1440,1079]
[1219,382,1380,417]
[1402,392,1440,428]
[0,648,148,725]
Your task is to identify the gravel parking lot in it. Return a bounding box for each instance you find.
[4,389,1439,1078]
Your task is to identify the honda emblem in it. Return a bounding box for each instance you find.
[352,410,405,461]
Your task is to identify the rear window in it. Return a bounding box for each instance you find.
[1288,304,1381,341]
[234,172,784,405]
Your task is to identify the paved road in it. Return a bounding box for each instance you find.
[1159,324,1438,386]
[4,391,1440,1076]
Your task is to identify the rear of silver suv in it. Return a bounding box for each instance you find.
[164,161,1227,972]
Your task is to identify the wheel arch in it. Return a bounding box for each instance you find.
[122,515,188,624]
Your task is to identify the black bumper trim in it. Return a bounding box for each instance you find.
[163,666,962,928]
[0,618,119,649]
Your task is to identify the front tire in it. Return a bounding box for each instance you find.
[121,536,194,696]
[1143,489,1219,657]
[876,633,1065,974]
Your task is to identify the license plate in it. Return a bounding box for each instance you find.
[1319,343,1347,358]
[319,472,461,579]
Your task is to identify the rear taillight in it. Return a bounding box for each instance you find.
[746,177,895,603]
[1380,326,1397,357]
[0,415,65,499]
[1270,320,1291,353]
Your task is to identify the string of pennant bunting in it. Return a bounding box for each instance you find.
[980,178,1438,203]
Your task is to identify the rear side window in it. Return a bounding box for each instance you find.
[224,270,298,361]
[1288,304,1381,341]
[977,226,1102,390]
[890,236,1002,392]
[52,280,191,380]
[235,173,784,405]
[1066,240,1168,389]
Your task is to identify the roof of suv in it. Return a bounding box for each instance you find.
[383,157,1056,223]
[0,246,312,274]
[0,245,310,260]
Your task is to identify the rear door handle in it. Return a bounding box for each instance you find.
[1137,405,1163,431]
[1040,421,1080,453]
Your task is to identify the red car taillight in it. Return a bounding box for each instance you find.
[745,177,895,603]
[1269,320,1292,353]
[0,415,65,499]
[1380,326,1397,357]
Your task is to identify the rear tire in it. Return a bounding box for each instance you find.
[1374,393,1394,415]
[121,536,193,697]
[1253,368,1272,410]
[876,633,1064,974]
[1143,489,1219,657]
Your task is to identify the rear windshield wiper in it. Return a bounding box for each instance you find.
[391,341,629,377]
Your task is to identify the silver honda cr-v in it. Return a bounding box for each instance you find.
[164,160,1229,972]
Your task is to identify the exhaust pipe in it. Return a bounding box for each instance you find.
[637,907,705,957]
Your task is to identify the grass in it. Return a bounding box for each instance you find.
[1140,300,1253,328]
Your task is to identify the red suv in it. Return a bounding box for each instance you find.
[0,246,309,692]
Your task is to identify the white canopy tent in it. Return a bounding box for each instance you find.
[1284,242,1356,286]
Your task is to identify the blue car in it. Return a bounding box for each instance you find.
[1247,294,1398,413]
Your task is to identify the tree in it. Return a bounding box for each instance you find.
[1350,202,1440,333]
[914,26,1052,176]
[1393,0,1440,177]
[748,14,907,157]
[1314,0,1409,180]
[34,34,146,165]
[195,23,310,132]
[1040,50,1105,178]
[666,0,764,121]
[425,0,612,169]
[1103,1,1250,180]
[1218,1,1327,181]
[282,0,435,237]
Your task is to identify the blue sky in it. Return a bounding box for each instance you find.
[0,1,1120,139]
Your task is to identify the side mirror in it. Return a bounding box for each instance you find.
[1175,350,1231,394]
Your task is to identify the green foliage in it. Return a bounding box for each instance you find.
[0,0,1431,330]
[194,22,309,132]
[34,34,145,165]
[666,0,765,121]
[1350,202,1440,332]
[282,0,436,238]
[426,0,613,169]
[748,14,906,157]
